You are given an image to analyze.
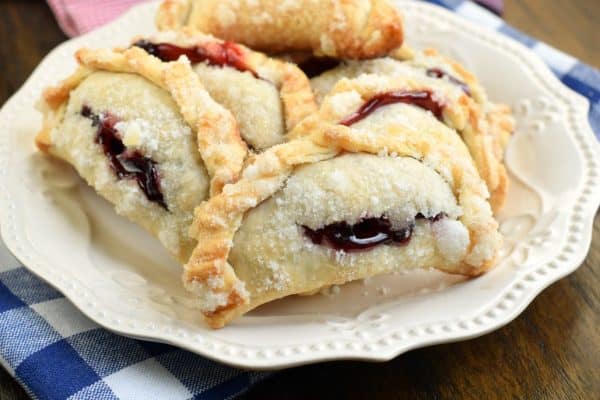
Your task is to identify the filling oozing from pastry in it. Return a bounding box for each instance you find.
[229,154,470,300]
[134,39,285,151]
[425,68,471,96]
[45,71,209,261]
[339,90,445,126]
[309,58,476,106]
[302,213,445,252]
[303,217,413,251]
[133,40,259,78]
[302,212,446,252]
[80,105,168,210]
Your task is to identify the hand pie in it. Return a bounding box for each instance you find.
[132,29,316,150]
[310,49,514,211]
[156,0,404,59]
[36,47,247,262]
[185,74,502,327]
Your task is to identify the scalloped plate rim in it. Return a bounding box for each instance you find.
[0,0,599,369]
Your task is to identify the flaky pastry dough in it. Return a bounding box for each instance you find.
[156,0,404,59]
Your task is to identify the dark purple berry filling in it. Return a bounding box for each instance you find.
[426,68,471,96]
[303,217,412,252]
[133,40,260,79]
[303,213,445,252]
[339,90,445,126]
[81,105,168,210]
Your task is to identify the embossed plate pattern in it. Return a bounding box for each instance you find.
[0,1,599,369]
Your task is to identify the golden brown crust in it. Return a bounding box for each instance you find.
[486,102,515,155]
[485,103,514,210]
[40,67,93,110]
[489,163,508,213]
[155,0,404,59]
[37,46,247,196]
[187,75,501,327]
[460,102,507,213]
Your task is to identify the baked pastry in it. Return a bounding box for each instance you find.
[156,0,404,59]
[310,48,514,211]
[36,47,247,262]
[185,74,501,327]
[392,46,514,153]
[395,47,515,208]
[132,30,316,150]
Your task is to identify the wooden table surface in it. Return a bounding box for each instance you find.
[0,1,598,399]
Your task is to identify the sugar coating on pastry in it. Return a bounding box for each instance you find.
[432,219,470,265]
[310,57,513,212]
[186,275,250,313]
[48,71,209,261]
[293,72,499,269]
[229,153,468,303]
[193,65,284,150]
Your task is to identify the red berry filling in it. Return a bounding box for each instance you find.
[81,106,168,210]
[134,40,259,79]
[303,213,445,252]
[339,90,445,126]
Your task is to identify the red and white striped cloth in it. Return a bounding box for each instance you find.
[47,0,503,37]
[46,0,151,37]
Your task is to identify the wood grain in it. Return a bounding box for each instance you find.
[0,1,598,399]
[0,2,66,399]
[504,0,599,68]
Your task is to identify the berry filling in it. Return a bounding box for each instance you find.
[303,213,445,252]
[81,106,168,210]
[426,68,471,96]
[339,90,445,126]
[133,40,259,78]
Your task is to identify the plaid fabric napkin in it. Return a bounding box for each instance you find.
[1,1,599,399]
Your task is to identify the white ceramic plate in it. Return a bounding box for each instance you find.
[0,1,599,369]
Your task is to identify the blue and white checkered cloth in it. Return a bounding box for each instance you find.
[1,1,599,399]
